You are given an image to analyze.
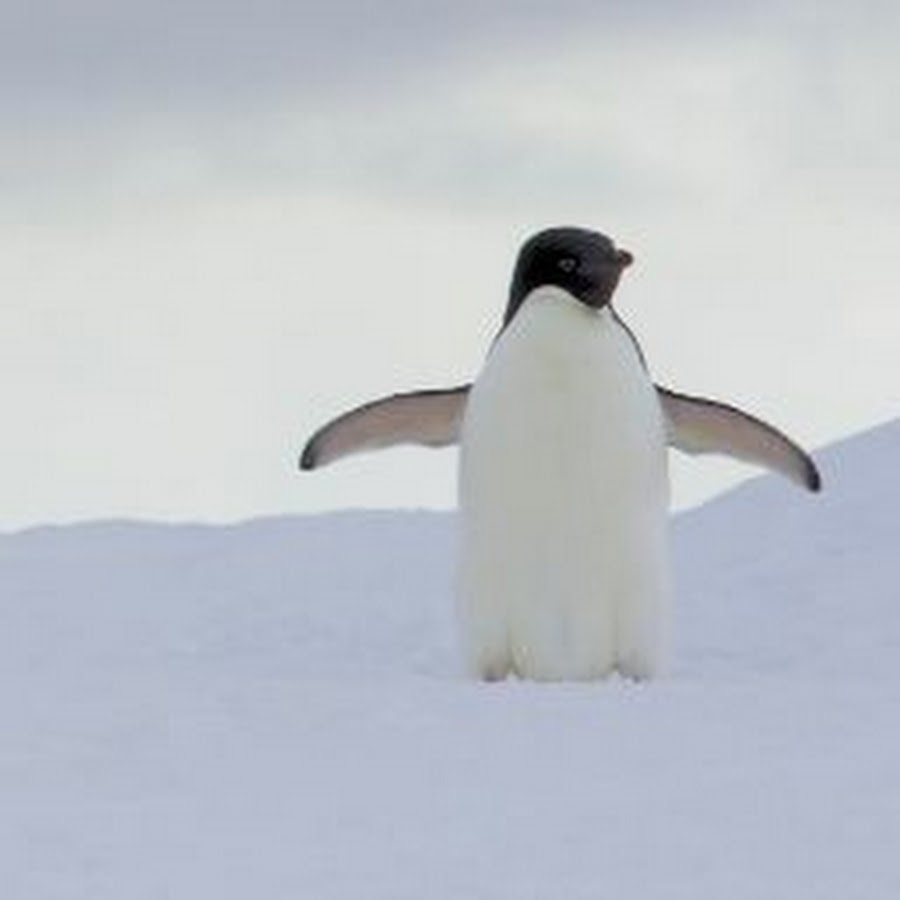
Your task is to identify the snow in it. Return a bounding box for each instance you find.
[2,420,900,898]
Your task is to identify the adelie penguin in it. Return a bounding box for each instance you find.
[300,226,821,681]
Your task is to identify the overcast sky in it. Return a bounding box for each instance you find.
[3,1,898,529]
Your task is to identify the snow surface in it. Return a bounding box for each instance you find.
[2,420,899,898]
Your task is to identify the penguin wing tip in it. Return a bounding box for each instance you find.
[299,442,319,471]
[804,457,822,493]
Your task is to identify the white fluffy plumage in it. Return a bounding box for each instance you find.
[457,287,671,681]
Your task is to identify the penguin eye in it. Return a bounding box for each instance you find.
[557,256,578,273]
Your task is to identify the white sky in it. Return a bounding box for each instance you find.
[3,1,898,529]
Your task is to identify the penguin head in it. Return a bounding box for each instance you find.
[503,226,633,326]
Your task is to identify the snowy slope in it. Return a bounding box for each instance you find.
[1,421,899,899]
[676,417,900,681]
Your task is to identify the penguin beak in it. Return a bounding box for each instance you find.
[615,248,634,269]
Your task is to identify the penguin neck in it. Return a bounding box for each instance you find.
[484,286,651,390]
[507,286,614,338]
[499,286,648,377]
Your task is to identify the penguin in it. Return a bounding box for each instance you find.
[299,226,821,681]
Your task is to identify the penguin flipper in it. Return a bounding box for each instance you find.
[657,387,821,492]
[300,385,471,470]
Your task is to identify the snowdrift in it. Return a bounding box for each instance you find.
[2,420,898,898]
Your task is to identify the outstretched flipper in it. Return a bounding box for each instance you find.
[299,386,470,470]
[300,382,820,492]
[658,387,821,492]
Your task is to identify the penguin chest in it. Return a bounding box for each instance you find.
[457,292,671,681]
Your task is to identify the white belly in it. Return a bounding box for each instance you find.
[457,288,671,681]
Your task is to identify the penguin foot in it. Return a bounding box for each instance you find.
[478,660,511,682]
[467,652,512,682]
[616,654,664,682]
